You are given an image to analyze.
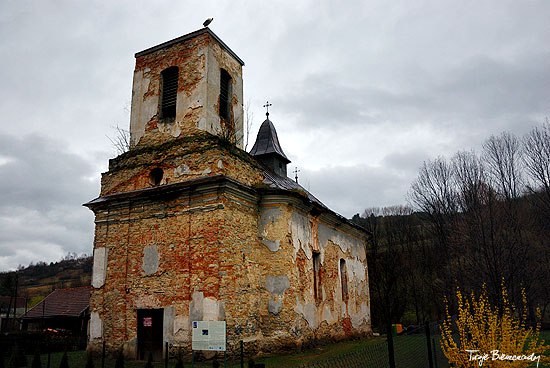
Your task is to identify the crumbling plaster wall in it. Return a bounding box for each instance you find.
[255,202,371,348]
[129,33,243,149]
[88,186,264,356]
[203,39,244,146]
[89,175,369,358]
[100,133,264,196]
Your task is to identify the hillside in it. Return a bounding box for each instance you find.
[0,256,92,309]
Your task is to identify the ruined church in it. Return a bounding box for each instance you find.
[85,27,371,359]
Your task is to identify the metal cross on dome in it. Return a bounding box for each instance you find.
[293,167,300,184]
[263,101,272,117]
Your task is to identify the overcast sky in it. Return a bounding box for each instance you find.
[1,0,549,271]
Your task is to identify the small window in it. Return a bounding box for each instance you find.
[313,252,321,301]
[340,259,348,302]
[160,67,178,119]
[219,69,232,121]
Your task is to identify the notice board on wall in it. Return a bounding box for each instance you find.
[191,321,226,351]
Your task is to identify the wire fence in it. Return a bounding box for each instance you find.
[297,340,389,368]
[299,321,450,368]
[1,323,451,368]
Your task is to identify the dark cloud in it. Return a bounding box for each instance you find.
[0,133,99,270]
[1,0,549,269]
[299,164,411,218]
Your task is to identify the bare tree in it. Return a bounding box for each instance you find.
[522,121,550,323]
[107,124,130,155]
[360,207,408,329]
[243,100,254,151]
[523,120,550,221]
[483,132,524,201]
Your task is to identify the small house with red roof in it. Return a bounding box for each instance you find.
[22,286,91,336]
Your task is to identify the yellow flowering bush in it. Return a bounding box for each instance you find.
[440,284,549,367]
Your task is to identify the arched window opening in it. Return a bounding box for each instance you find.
[160,67,178,119]
[313,252,321,301]
[149,168,164,186]
[219,69,232,121]
[340,259,349,302]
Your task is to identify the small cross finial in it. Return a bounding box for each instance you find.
[263,101,272,117]
[293,167,300,184]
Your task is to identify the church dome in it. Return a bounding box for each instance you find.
[249,116,290,164]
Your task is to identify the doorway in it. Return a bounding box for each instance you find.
[137,309,164,361]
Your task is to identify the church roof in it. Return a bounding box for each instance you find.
[261,165,324,208]
[249,116,291,164]
[260,166,370,234]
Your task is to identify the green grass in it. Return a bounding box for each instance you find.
[2,338,386,368]
[4,333,548,368]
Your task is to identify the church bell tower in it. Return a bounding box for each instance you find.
[129,28,245,148]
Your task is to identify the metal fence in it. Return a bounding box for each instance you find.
[1,324,451,368]
[0,333,87,355]
[299,322,450,368]
[298,340,389,368]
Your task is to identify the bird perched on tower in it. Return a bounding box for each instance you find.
[203,18,213,27]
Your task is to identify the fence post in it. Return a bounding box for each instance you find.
[240,340,244,368]
[101,340,106,368]
[425,322,434,368]
[387,323,395,368]
[165,342,168,368]
[47,336,51,368]
[432,338,439,368]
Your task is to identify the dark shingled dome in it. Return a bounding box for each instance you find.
[249,117,290,163]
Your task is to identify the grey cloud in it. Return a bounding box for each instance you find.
[300,164,411,218]
[1,0,549,270]
[277,52,550,133]
[0,133,98,270]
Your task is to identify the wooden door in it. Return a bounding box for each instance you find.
[137,309,163,361]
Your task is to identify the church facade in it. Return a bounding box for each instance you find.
[85,27,371,359]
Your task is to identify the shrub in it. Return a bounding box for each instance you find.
[441,284,550,367]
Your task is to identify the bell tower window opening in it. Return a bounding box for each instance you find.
[160,67,178,119]
[340,259,348,302]
[313,252,321,301]
[219,69,232,121]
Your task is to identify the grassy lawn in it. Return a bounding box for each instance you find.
[1,338,385,368]
[3,332,548,368]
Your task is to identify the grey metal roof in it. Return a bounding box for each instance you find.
[260,165,370,235]
[249,116,291,163]
[135,28,245,66]
[262,165,325,208]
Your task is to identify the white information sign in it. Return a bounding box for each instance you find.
[192,321,226,351]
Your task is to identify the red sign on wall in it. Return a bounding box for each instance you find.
[143,317,152,327]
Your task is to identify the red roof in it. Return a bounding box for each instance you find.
[23,287,90,319]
